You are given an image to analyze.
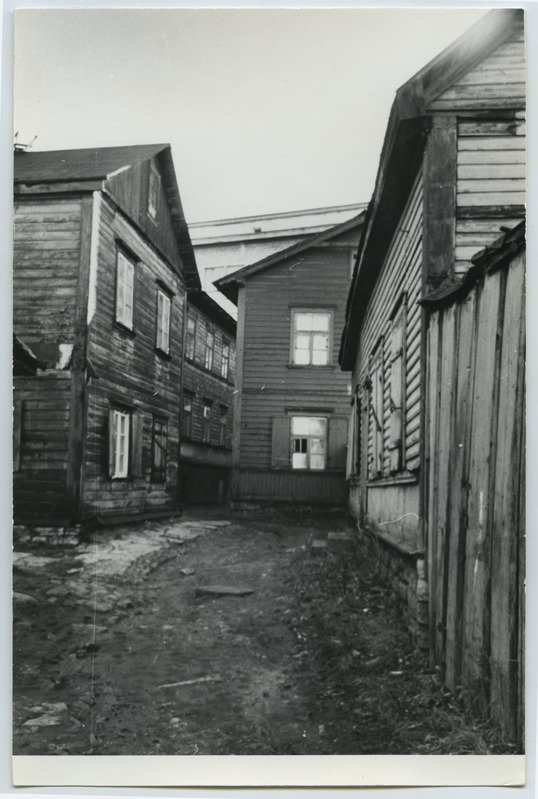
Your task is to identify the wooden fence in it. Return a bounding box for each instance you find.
[423,223,525,745]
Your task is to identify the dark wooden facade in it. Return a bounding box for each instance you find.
[340,9,525,743]
[180,291,236,504]
[217,214,365,505]
[13,144,199,525]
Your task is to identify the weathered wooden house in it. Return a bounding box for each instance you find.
[13,144,200,530]
[191,204,365,318]
[180,290,236,504]
[216,211,366,505]
[339,9,525,741]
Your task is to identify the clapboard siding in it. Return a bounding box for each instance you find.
[428,31,525,111]
[13,373,73,522]
[83,194,185,518]
[13,198,83,346]
[237,468,347,504]
[455,116,525,275]
[239,244,353,472]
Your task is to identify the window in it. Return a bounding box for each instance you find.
[291,416,327,470]
[221,342,230,380]
[115,249,135,330]
[219,405,228,446]
[186,314,196,360]
[202,401,212,443]
[389,303,406,472]
[111,408,130,478]
[369,350,384,478]
[148,163,160,222]
[182,392,193,438]
[156,289,171,354]
[291,310,331,366]
[152,417,168,482]
[205,330,215,371]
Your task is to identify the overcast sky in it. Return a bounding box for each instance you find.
[14,8,490,223]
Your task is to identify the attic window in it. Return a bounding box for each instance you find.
[148,163,160,223]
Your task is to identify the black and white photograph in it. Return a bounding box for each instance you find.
[11,4,527,787]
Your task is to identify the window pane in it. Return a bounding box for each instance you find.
[309,418,326,436]
[312,348,329,365]
[313,333,328,351]
[310,437,325,454]
[295,333,310,350]
[292,417,311,436]
[295,313,313,331]
[310,454,325,470]
[294,348,310,365]
[311,313,329,332]
[292,452,308,469]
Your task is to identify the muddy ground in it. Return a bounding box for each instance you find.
[13,506,512,756]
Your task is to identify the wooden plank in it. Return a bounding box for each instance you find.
[461,269,503,707]
[458,135,525,150]
[459,149,525,165]
[489,253,525,740]
[422,116,457,289]
[457,204,525,219]
[425,317,440,653]
[444,291,477,689]
[458,178,525,194]
[458,164,526,180]
[456,192,525,207]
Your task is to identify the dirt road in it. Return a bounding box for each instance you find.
[13,506,511,756]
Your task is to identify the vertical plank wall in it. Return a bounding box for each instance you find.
[424,249,525,743]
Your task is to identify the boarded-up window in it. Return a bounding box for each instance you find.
[327,417,348,471]
[152,417,168,482]
[369,351,384,478]
[389,303,406,472]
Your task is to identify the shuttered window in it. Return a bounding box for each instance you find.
[271,415,347,472]
[152,417,168,482]
[369,353,384,478]
[389,304,406,472]
[186,314,196,360]
[291,310,332,366]
[156,289,171,354]
[115,249,135,330]
[108,407,143,479]
[202,401,212,442]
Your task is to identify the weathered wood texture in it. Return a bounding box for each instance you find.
[235,227,359,502]
[424,247,525,744]
[13,373,73,522]
[83,193,185,519]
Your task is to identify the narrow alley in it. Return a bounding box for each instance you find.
[13,507,511,757]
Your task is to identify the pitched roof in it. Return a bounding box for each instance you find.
[187,289,237,338]
[14,144,168,183]
[215,210,366,305]
[14,144,201,290]
[339,8,524,369]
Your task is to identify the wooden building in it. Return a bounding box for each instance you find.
[191,204,366,318]
[13,144,200,528]
[180,290,236,504]
[216,211,365,505]
[339,9,525,741]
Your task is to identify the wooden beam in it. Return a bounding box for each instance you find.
[422,115,458,291]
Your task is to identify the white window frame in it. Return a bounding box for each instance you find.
[112,409,130,478]
[115,249,135,330]
[148,163,160,223]
[291,416,327,471]
[291,309,332,367]
[221,342,230,380]
[156,289,171,354]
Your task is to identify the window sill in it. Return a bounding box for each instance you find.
[155,347,172,361]
[113,321,136,339]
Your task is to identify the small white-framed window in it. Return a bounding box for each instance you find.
[221,342,230,380]
[291,310,331,366]
[148,163,160,223]
[291,416,327,470]
[112,408,130,478]
[115,249,135,330]
[156,289,171,354]
[205,330,215,371]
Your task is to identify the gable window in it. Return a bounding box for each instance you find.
[291,310,331,366]
[182,392,194,438]
[186,314,196,360]
[156,289,171,354]
[221,342,230,380]
[152,417,168,482]
[205,330,215,371]
[111,408,130,478]
[148,163,160,223]
[291,416,327,470]
[202,401,212,443]
[219,405,228,446]
[115,249,135,330]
